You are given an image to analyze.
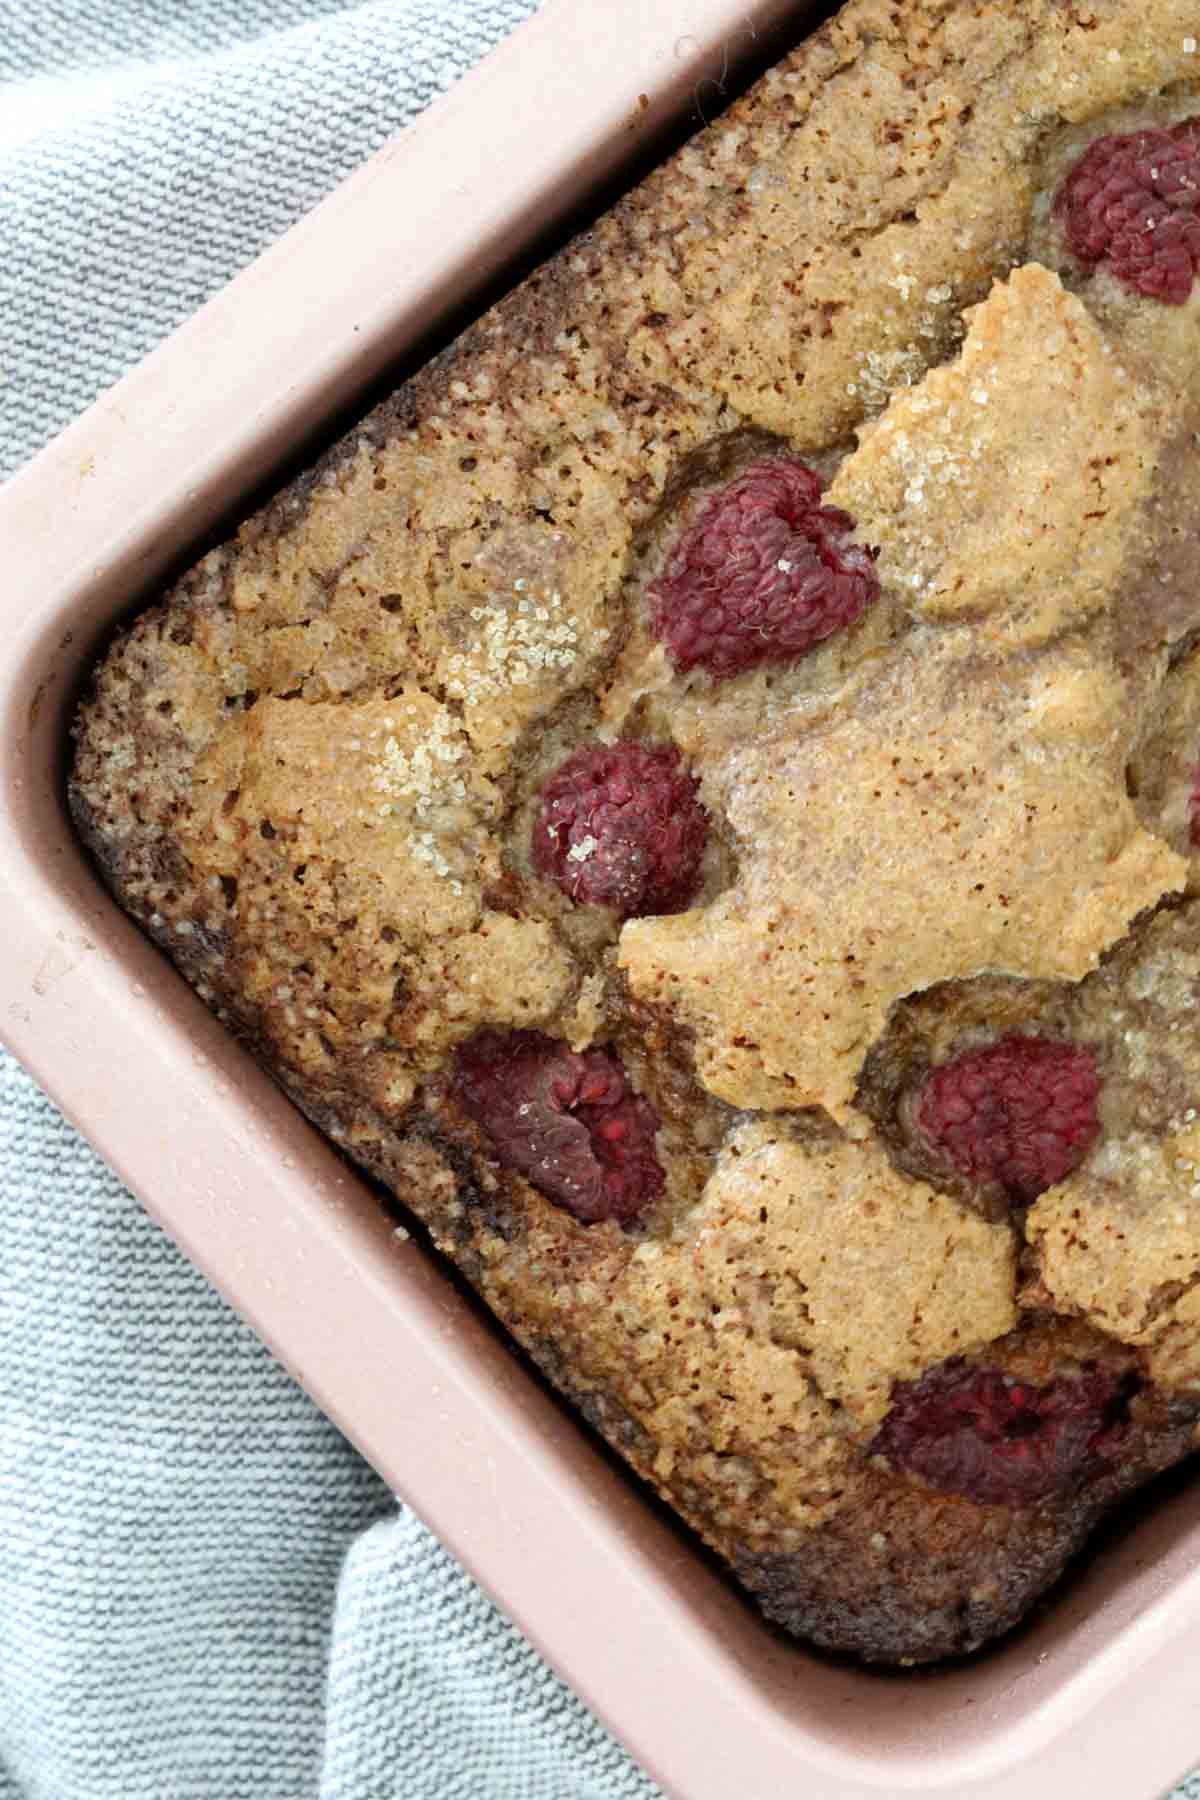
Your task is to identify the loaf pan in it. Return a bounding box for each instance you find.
[2,2,1200,1794]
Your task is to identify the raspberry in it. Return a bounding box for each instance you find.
[873,1359,1136,1507]
[453,1029,665,1224]
[1056,123,1200,304]
[533,741,708,917]
[909,1036,1100,1206]
[649,457,879,679]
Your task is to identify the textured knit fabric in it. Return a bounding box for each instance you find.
[1,4,662,1796]
[1,4,1197,1798]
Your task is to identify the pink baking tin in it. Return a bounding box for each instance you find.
[2,3,1200,1795]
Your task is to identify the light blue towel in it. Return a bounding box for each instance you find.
[1,6,1197,1797]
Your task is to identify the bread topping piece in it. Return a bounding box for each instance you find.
[872,1359,1135,1505]
[905,1036,1100,1209]
[623,631,1184,1119]
[1030,1123,1200,1391]
[690,1123,1016,1427]
[532,741,708,918]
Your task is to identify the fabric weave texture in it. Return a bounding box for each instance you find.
[1,3,1198,1796]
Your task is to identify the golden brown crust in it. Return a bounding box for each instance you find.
[70,0,1200,1662]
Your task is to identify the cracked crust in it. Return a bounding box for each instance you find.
[71,0,1200,1663]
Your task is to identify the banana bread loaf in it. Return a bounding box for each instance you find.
[70,0,1200,1662]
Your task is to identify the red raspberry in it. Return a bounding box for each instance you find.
[873,1359,1135,1507]
[1056,122,1200,303]
[909,1036,1100,1206]
[453,1029,665,1224]
[533,741,708,917]
[649,457,879,679]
